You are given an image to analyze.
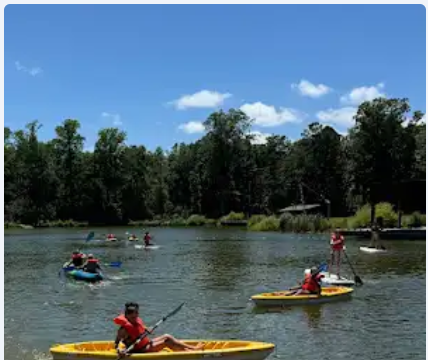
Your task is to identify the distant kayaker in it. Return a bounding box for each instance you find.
[70,250,86,267]
[114,302,204,358]
[143,232,153,246]
[83,254,102,274]
[290,267,324,296]
[107,234,116,240]
[330,229,345,278]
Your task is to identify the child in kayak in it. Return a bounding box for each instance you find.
[69,250,86,268]
[83,254,102,274]
[114,302,204,358]
[289,267,325,296]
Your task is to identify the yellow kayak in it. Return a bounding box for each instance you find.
[251,286,353,307]
[50,340,275,360]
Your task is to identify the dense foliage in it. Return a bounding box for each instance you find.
[4,98,426,226]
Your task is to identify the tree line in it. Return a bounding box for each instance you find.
[4,97,426,226]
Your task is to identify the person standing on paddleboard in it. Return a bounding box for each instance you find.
[144,232,153,247]
[330,229,345,278]
[370,217,386,250]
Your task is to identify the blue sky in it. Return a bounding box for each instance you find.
[4,5,426,151]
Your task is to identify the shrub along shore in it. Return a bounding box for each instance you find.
[5,203,425,232]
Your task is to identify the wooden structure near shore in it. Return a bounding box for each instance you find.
[339,227,426,241]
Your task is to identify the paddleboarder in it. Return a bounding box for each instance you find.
[369,217,386,250]
[144,232,153,247]
[330,229,345,278]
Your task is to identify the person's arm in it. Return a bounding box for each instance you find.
[115,328,127,352]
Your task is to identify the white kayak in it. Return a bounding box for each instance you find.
[360,246,387,254]
[304,269,355,286]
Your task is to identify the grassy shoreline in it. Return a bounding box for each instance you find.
[5,204,426,232]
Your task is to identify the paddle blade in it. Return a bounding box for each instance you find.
[108,261,122,268]
[86,231,95,243]
[355,275,363,286]
[318,263,328,272]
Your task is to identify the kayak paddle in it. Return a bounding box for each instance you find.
[343,251,363,286]
[62,261,122,272]
[317,263,328,273]
[116,302,185,359]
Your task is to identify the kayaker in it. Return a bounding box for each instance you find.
[143,232,153,246]
[114,302,204,358]
[70,250,86,267]
[83,254,102,274]
[330,229,345,278]
[107,233,116,240]
[290,267,324,296]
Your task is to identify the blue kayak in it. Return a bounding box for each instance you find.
[62,264,103,282]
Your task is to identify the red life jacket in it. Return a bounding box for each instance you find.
[114,314,150,350]
[331,234,344,250]
[301,273,323,293]
[72,253,83,260]
[87,258,99,263]
[144,235,151,243]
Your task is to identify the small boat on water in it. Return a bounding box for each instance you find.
[360,246,387,254]
[62,264,103,283]
[128,236,139,241]
[251,286,353,307]
[50,340,275,360]
[105,237,118,242]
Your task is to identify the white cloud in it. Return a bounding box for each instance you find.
[291,79,331,98]
[240,102,304,127]
[15,61,43,76]
[102,112,122,126]
[340,83,386,106]
[248,131,271,145]
[316,107,357,128]
[178,121,205,134]
[171,90,232,110]
[403,114,426,127]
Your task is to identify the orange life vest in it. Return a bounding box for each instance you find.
[301,273,323,293]
[114,314,150,350]
[331,234,344,250]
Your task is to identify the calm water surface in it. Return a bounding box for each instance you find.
[4,228,426,360]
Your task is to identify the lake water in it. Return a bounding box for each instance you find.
[4,227,426,360]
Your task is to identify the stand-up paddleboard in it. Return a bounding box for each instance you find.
[359,246,387,254]
[135,244,160,250]
[304,268,355,286]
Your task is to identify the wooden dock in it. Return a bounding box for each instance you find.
[339,227,426,241]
